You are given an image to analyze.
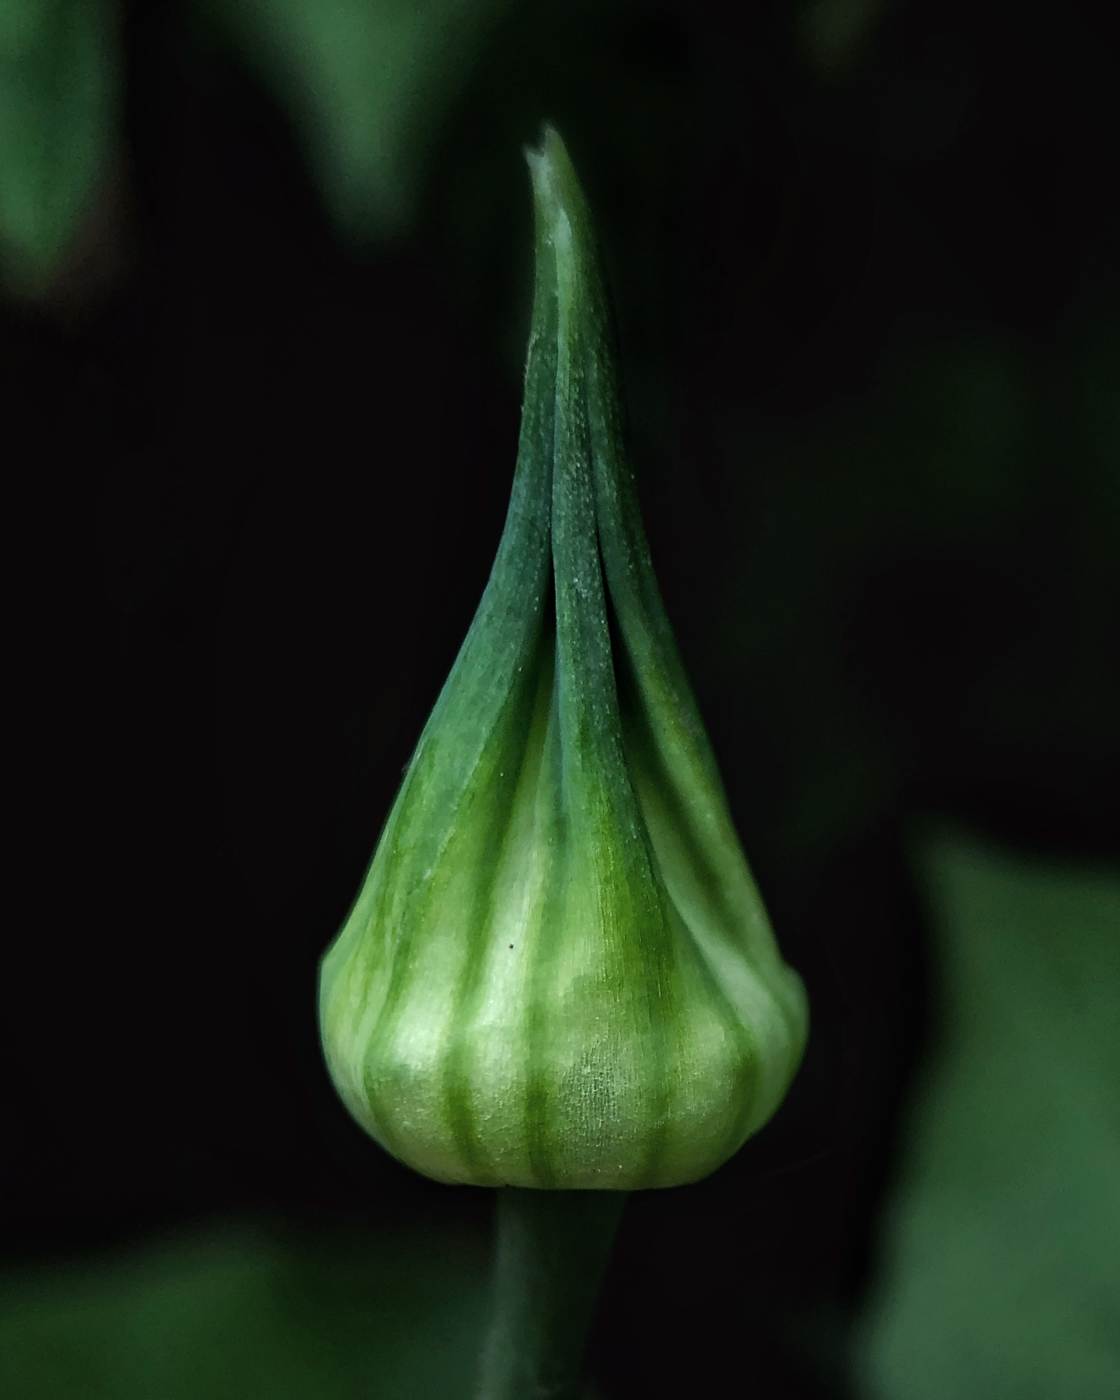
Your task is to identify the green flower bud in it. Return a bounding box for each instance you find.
[319,127,807,1190]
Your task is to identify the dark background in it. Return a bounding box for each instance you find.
[5,2,1118,1397]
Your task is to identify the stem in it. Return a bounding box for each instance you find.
[476,1188,627,1400]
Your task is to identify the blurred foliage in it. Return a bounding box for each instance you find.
[0,0,513,286]
[0,0,117,288]
[199,0,512,241]
[857,832,1120,1399]
[0,1217,490,1399]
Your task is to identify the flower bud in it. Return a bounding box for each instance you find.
[319,127,807,1189]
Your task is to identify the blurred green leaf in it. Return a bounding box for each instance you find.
[203,0,512,242]
[0,0,117,287]
[857,832,1120,1399]
[0,1217,490,1399]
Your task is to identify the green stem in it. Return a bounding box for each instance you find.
[476,1188,627,1400]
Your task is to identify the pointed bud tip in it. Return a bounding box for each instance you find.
[523,122,567,174]
[524,123,583,252]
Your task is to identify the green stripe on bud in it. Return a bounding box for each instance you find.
[319,127,808,1190]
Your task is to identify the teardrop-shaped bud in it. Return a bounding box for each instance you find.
[319,127,808,1189]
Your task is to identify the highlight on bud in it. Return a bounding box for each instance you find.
[318,126,808,1190]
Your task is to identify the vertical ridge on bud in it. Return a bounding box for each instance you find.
[319,125,808,1190]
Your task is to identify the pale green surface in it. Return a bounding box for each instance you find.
[319,129,807,1190]
[0,0,116,285]
[857,832,1120,1399]
[0,1220,488,1400]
